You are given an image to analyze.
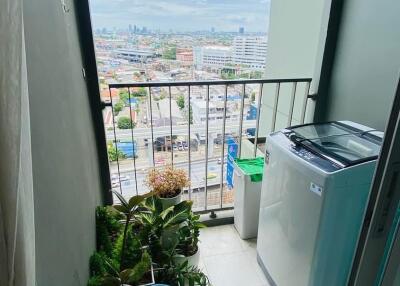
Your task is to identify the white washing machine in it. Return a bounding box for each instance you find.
[256,121,383,286]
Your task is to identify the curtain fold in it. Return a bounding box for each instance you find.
[0,0,36,285]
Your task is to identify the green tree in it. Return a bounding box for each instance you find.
[252,71,263,79]
[177,95,185,110]
[108,145,126,162]
[221,71,236,80]
[132,87,147,97]
[113,101,124,115]
[119,91,130,104]
[162,46,176,60]
[118,117,135,129]
[251,92,256,103]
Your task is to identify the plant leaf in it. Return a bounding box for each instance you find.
[112,190,128,208]
[100,276,121,286]
[119,268,133,283]
[162,201,191,228]
[112,204,128,214]
[138,212,156,225]
[195,222,207,229]
[104,260,119,277]
[128,195,145,210]
[160,205,175,220]
[160,229,180,250]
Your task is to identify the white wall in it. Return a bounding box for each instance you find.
[258,0,328,137]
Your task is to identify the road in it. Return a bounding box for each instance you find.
[106,120,256,141]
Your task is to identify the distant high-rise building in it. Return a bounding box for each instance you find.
[211,27,215,33]
[232,36,267,70]
[239,27,244,34]
[129,24,132,33]
[142,26,147,33]
[134,25,137,33]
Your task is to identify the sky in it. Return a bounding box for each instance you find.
[89,0,271,32]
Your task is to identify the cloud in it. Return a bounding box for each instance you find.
[89,0,270,32]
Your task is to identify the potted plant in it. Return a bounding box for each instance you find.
[154,260,210,286]
[174,213,205,267]
[88,250,155,286]
[145,166,190,209]
[138,196,193,264]
[139,196,204,268]
[88,191,155,286]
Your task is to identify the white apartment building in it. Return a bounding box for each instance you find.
[232,36,268,70]
[193,46,232,69]
[191,100,239,124]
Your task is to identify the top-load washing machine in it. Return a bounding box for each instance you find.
[256,121,383,286]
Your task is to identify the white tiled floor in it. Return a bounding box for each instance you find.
[198,224,270,286]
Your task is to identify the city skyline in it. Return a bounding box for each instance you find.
[90,0,271,32]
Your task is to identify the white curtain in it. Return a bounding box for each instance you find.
[0,0,36,285]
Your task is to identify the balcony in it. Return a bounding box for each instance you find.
[103,78,312,214]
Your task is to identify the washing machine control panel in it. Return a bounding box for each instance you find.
[291,146,341,172]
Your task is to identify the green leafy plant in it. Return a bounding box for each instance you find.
[90,251,152,286]
[155,261,210,286]
[108,145,126,162]
[138,197,193,263]
[119,91,130,104]
[176,213,205,257]
[96,206,123,256]
[177,95,185,110]
[117,116,135,129]
[113,101,124,115]
[112,191,151,270]
[113,229,142,270]
[88,275,103,286]
[132,87,147,97]
[176,261,209,286]
[88,193,209,286]
[90,252,108,277]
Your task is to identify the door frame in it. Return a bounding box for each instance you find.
[350,76,400,285]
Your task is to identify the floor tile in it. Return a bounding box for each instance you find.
[198,224,270,286]
[204,251,266,286]
[244,249,269,285]
[199,225,244,257]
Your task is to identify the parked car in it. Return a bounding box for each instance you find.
[177,141,184,151]
[217,156,227,164]
[182,141,189,150]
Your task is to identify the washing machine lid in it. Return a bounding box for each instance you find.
[284,121,383,168]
